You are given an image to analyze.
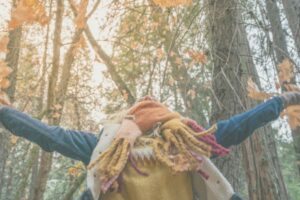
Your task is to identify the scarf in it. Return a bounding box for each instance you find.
[88,98,229,193]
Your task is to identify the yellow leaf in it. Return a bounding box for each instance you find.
[247,77,272,101]
[278,58,294,85]
[68,162,84,176]
[153,0,192,7]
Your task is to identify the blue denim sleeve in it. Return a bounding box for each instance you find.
[215,96,284,148]
[0,106,98,165]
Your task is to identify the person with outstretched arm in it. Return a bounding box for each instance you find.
[0,92,299,200]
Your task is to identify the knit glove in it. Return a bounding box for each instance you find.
[280,91,300,108]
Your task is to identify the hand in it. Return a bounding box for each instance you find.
[280,91,300,108]
[115,118,142,146]
[0,91,11,106]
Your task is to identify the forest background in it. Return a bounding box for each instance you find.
[0,0,299,199]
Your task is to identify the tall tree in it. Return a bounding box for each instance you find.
[281,0,300,57]
[0,0,22,194]
[266,0,300,176]
[206,0,288,199]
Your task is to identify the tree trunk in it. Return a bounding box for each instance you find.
[62,173,86,200]
[281,0,300,57]
[32,0,64,199]
[206,0,289,199]
[266,0,300,176]
[0,22,22,197]
[265,0,289,62]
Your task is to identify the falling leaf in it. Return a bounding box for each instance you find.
[278,58,294,85]
[284,84,300,92]
[187,89,196,99]
[175,57,183,65]
[0,91,11,106]
[247,77,272,101]
[0,78,10,89]
[156,48,164,60]
[52,112,61,119]
[0,36,9,53]
[187,50,207,65]
[53,104,63,110]
[10,136,19,145]
[284,106,300,130]
[9,0,50,30]
[168,77,175,86]
[0,62,13,78]
[122,90,129,101]
[153,0,192,7]
[68,162,85,176]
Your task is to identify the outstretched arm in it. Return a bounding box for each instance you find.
[0,106,98,165]
[215,96,284,148]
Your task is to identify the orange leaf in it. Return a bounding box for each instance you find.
[9,0,49,30]
[0,91,11,106]
[187,89,196,99]
[156,48,164,60]
[0,61,13,78]
[10,136,19,145]
[278,58,294,85]
[0,36,9,53]
[247,77,272,101]
[0,78,10,89]
[153,0,192,7]
[285,105,300,130]
[187,50,207,64]
[284,84,300,92]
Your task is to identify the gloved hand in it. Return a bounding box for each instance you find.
[280,91,300,108]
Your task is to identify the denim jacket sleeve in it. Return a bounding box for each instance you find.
[0,106,98,165]
[215,96,284,148]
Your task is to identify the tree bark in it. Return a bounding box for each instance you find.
[0,23,22,197]
[281,0,300,57]
[265,0,289,62]
[266,0,300,176]
[62,173,86,200]
[206,0,289,199]
[32,1,64,199]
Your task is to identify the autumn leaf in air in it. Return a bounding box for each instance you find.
[153,0,192,7]
[0,36,9,53]
[10,135,19,145]
[282,106,300,130]
[247,77,272,101]
[187,50,207,65]
[9,0,50,30]
[278,58,294,85]
[283,84,300,92]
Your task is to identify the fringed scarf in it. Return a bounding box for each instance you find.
[88,98,229,193]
